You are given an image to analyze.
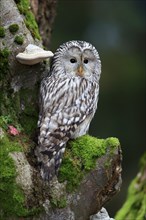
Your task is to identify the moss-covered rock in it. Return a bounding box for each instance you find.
[115,153,146,220]
[0,131,27,218]
[58,135,120,192]
[0,125,40,219]
[48,178,67,209]
[0,131,120,219]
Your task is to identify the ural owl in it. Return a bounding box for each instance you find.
[35,41,101,180]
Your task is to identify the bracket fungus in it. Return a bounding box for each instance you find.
[16,44,54,65]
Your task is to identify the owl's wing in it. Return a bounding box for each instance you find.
[37,76,59,128]
[36,76,98,180]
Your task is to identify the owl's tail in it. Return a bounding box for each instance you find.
[35,144,66,181]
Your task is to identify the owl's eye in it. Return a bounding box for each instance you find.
[70,58,77,63]
[84,59,88,64]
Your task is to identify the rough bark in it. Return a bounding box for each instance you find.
[0,0,57,136]
[30,0,57,48]
[0,0,45,136]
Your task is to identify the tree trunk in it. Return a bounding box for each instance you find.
[30,0,57,48]
[115,153,146,220]
[0,0,57,135]
[0,1,122,219]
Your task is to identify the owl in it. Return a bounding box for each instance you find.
[35,40,101,180]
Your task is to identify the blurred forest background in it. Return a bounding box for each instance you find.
[50,0,146,216]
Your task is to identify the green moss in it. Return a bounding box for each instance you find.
[0,134,25,218]
[50,196,67,209]
[105,137,120,148]
[19,88,39,135]
[0,48,10,79]
[115,153,146,220]
[20,114,38,135]
[0,91,17,127]
[0,115,23,134]
[14,35,24,45]
[139,152,146,172]
[0,92,20,127]
[58,197,67,208]
[0,86,39,136]
[0,131,40,218]
[58,135,119,192]
[0,26,5,37]
[0,88,24,132]
[16,0,41,40]
[0,115,15,130]
[9,24,19,34]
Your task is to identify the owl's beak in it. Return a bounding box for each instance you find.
[77,65,84,77]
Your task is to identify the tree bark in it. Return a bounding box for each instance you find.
[0,0,57,133]
[0,0,44,135]
[30,0,57,48]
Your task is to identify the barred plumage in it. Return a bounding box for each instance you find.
[35,40,101,180]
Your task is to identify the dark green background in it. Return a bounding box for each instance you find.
[51,0,146,216]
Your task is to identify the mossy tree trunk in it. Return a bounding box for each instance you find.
[30,0,57,48]
[0,1,122,220]
[115,153,146,220]
[0,0,57,136]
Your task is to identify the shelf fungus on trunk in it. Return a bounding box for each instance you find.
[16,44,54,65]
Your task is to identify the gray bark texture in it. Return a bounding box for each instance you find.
[30,0,57,48]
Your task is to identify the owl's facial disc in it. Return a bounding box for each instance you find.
[63,46,97,78]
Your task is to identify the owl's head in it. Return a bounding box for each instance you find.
[51,41,101,80]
